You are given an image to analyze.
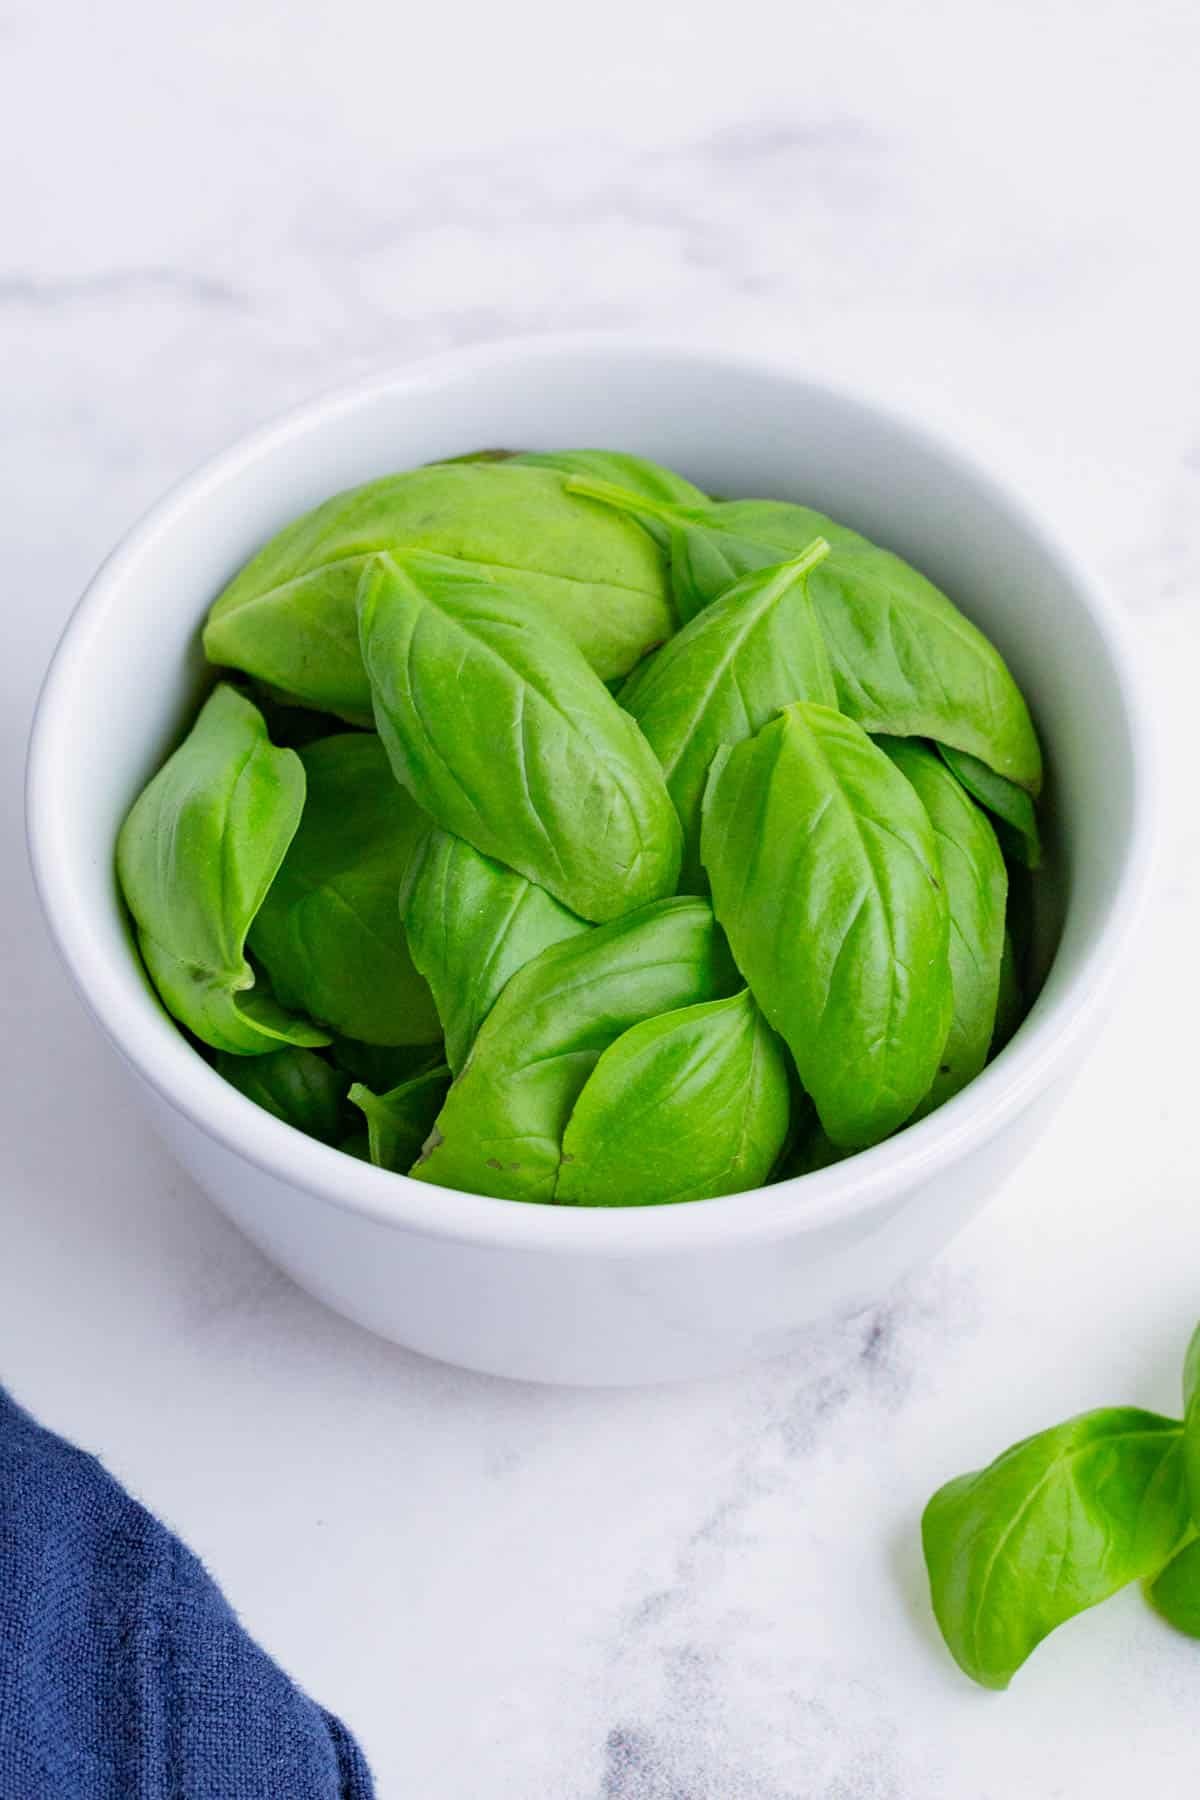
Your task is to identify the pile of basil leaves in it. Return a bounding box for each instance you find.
[117,449,1044,1206]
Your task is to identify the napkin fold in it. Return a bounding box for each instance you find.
[0,1388,374,1798]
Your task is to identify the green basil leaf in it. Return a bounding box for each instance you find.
[246,733,438,1046]
[358,551,682,922]
[399,827,589,1074]
[411,897,739,1202]
[567,479,1042,793]
[879,738,1007,1114]
[557,990,790,1206]
[922,1409,1191,1689]
[327,1035,446,1091]
[214,1046,349,1143]
[1147,1537,1200,1638]
[203,463,673,717]
[619,544,836,891]
[937,743,1042,869]
[116,683,329,1054]
[702,703,952,1149]
[348,1066,452,1173]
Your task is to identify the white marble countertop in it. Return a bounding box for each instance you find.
[5,1,1200,1792]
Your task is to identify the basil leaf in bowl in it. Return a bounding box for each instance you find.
[619,542,835,891]
[248,732,440,1046]
[937,742,1043,869]
[557,990,791,1207]
[702,702,953,1149]
[116,683,329,1055]
[358,550,682,922]
[878,737,1007,1113]
[399,827,589,1075]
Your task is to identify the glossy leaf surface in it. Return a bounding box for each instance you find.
[116,683,328,1054]
[923,1409,1191,1688]
[881,737,1007,1113]
[938,742,1042,869]
[557,990,790,1205]
[411,898,738,1202]
[359,551,681,921]
[400,827,589,1073]
[620,544,836,889]
[702,703,952,1148]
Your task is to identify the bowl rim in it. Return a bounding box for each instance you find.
[25,332,1157,1255]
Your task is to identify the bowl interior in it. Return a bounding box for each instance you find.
[27,341,1142,1240]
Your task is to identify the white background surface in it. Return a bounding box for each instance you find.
[5,2,1200,1793]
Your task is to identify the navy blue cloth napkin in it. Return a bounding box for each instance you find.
[0,1388,373,1798]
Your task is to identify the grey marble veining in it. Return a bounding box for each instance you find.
[4,1,1200,1793]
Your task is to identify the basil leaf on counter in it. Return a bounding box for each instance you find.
[248,733,440,1046]
[937,742,1042,869]
[214,1046,349,1143]
[557,990,791,1206]
[702,703,952,1149]
[399,828,589,1074]
[922,1409,1192,1689]
[348,1065,452,1174]
[568,478,1042,793]
[620,543,836,891]
[116,683,329,1055]
[411,898,739,1202]
[879,737,1007,1113]
[358,550,682,921]
[203,462,674,718]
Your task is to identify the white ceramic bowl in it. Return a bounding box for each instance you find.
[26,339,1152,1386]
